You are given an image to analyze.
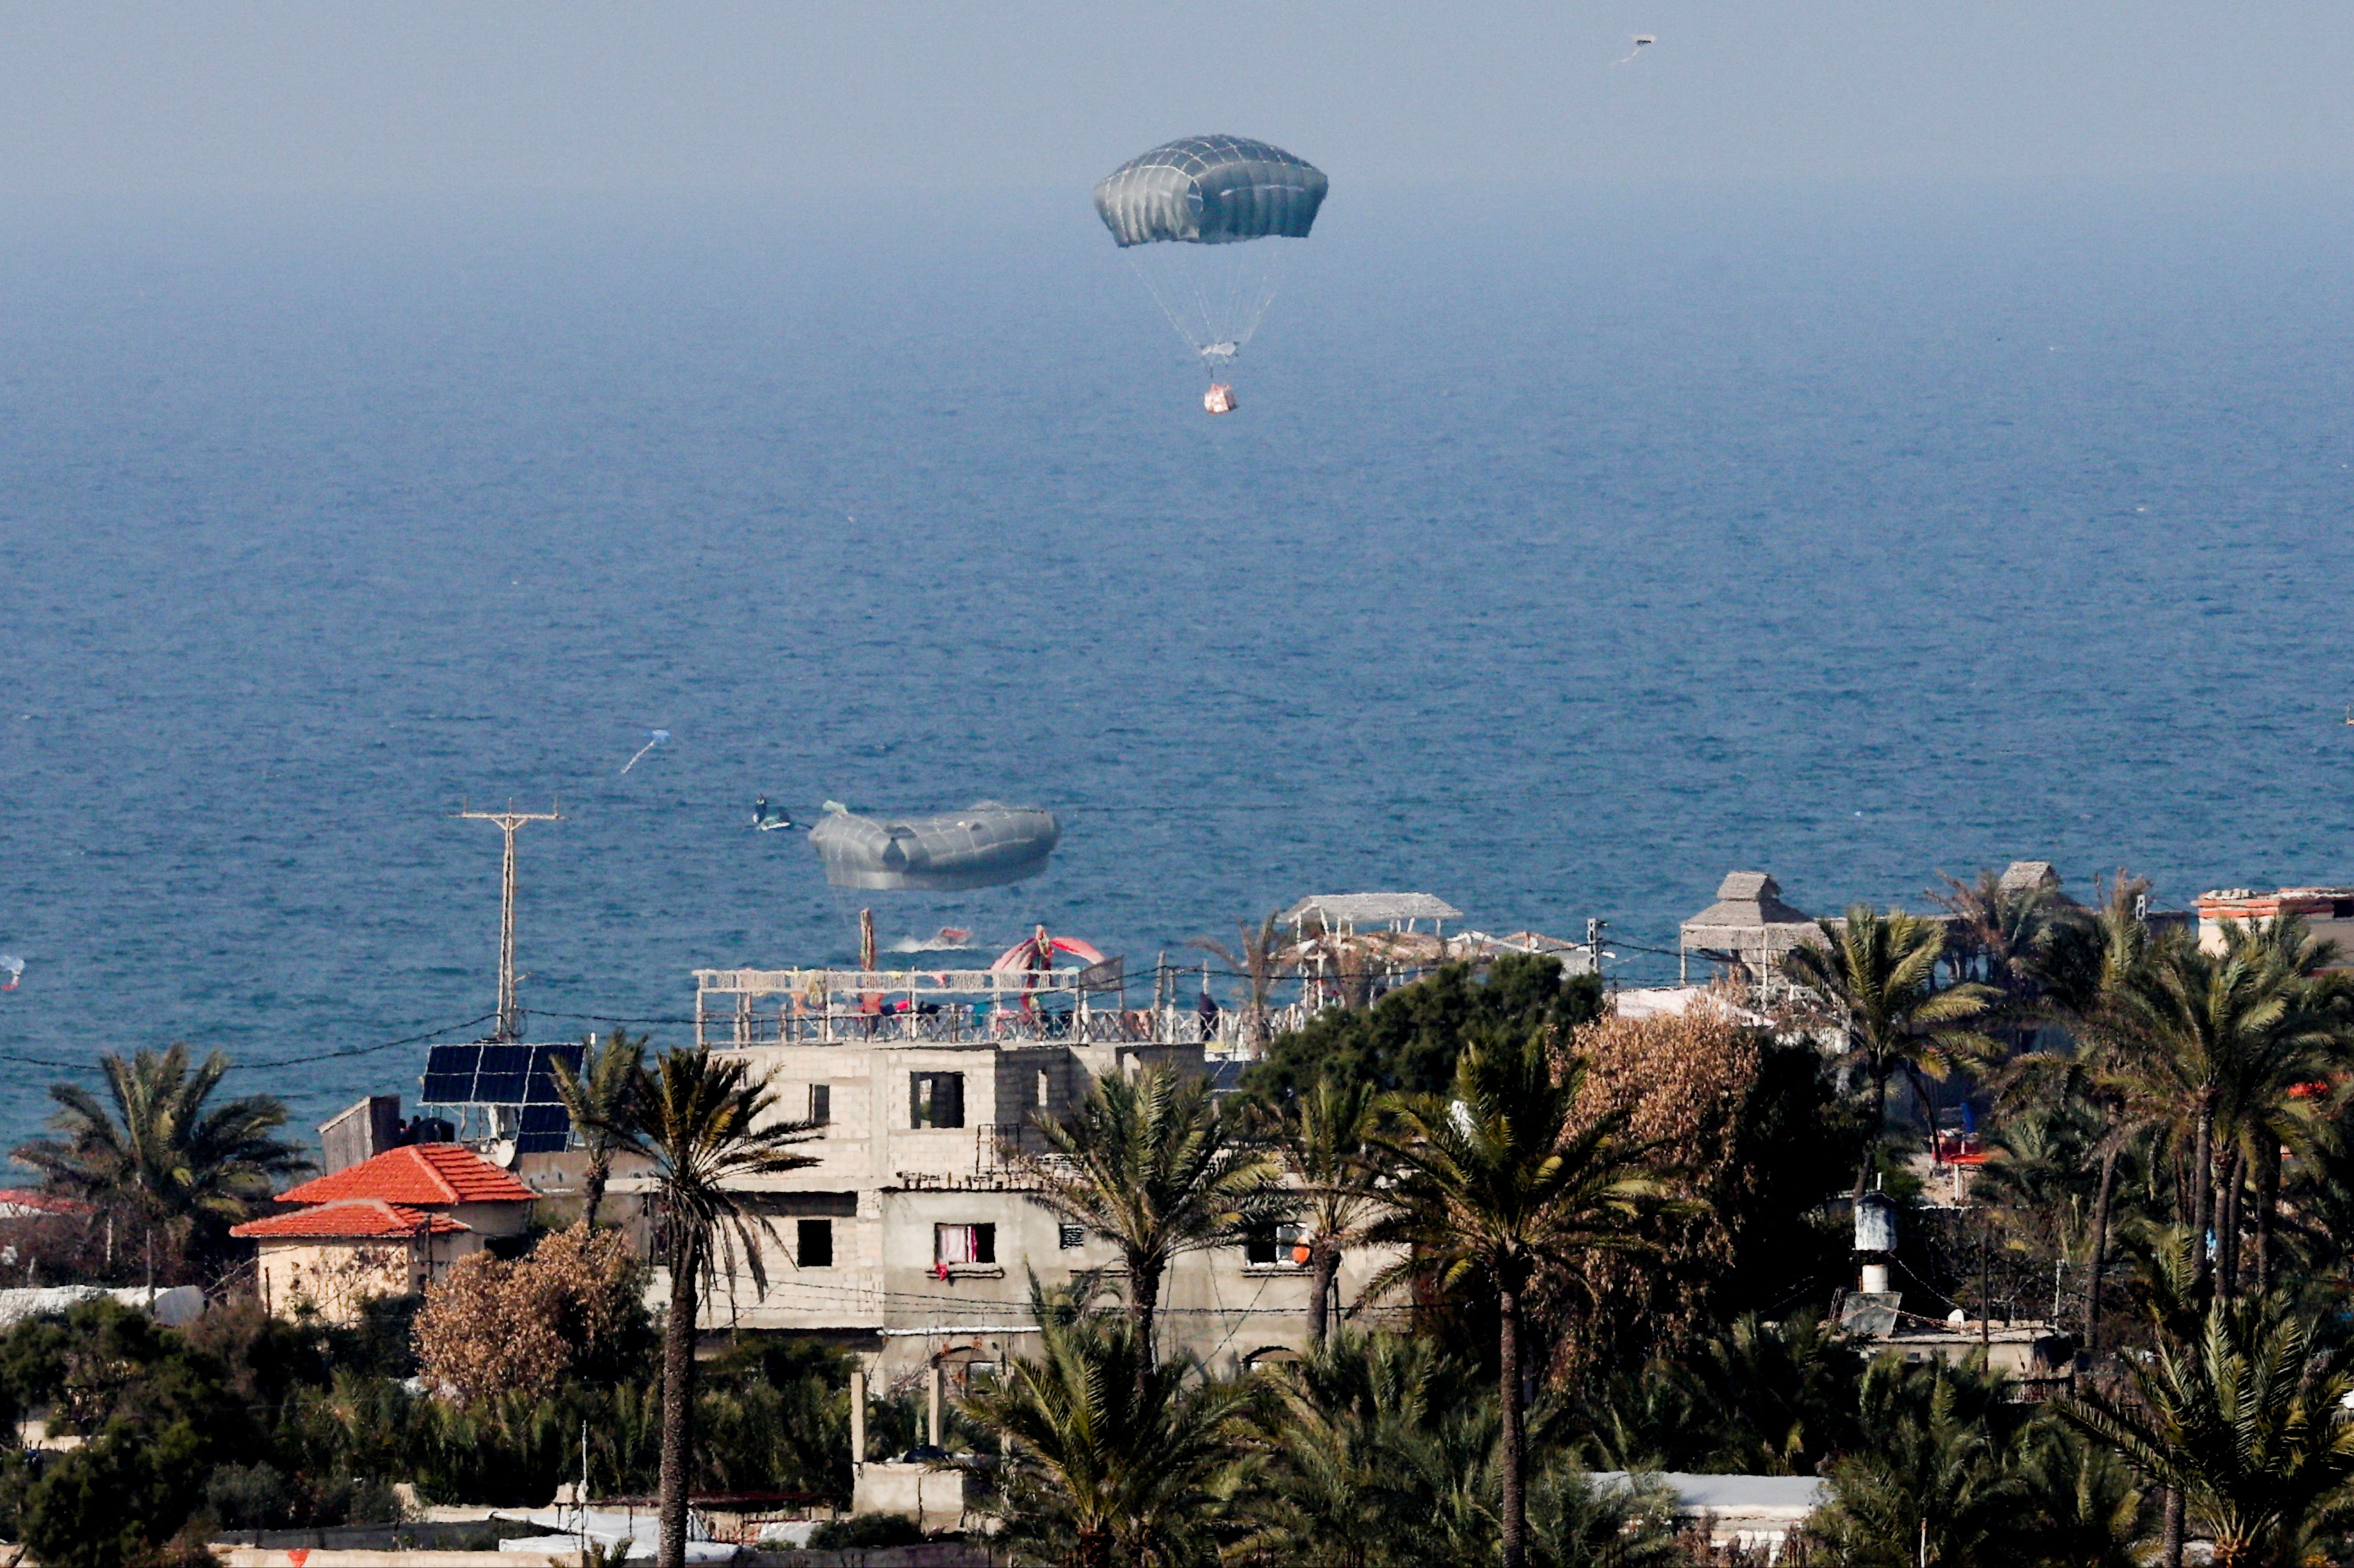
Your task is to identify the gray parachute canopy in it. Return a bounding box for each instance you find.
[1094,135,1328,248]
[808,801,1061,892]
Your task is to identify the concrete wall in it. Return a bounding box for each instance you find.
[851,1462,971,1535]
[256,1231,481,1321]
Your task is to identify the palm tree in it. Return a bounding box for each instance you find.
[1674,1313,1866,1477]
[14,1043,307,1281]
[574,1047,816,1568]
[1811,1355,2027,1568]
[1272,1076,1386,1344]
[1781,905,1996,1195]
[1934,866,2073,1032]
[2102,916,2345,1295]
[1237,1329,1464,1568]
[1015,1065,1285,1379]
[2013,1422,2145,1568]
[2014,869,2156,1350]
[962,1282,1254,1568]
[1370,1026,1665,1568]
[1187,911,1287,1056]
[551,1027,647,1228]
[2062,1289,2354,1568]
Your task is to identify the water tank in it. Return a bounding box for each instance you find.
[1854,1191,1898,1255]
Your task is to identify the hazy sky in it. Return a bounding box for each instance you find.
[0,2,2348,196]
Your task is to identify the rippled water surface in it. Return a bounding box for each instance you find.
[4,182,2353,1148]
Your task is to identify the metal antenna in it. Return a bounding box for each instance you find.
[454,800,562,1040]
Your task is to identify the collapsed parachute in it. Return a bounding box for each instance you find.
[809,801,1061,891]
[1093,136,1327,405]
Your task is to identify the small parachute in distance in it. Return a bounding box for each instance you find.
[0,954,21,993]
[1615,35,1657,65]
[1094,135,1328,411]
[621,729,671,774]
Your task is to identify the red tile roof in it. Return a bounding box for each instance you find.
[0,1189,96,1218]
[232,1198,470,1240]
[276,1143,535,1208]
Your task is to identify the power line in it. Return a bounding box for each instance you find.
[0,1014,497,1080]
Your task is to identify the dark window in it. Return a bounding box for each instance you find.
[935,1223,996,1266]
[1244,1222,1301,1265]
[1058,1224,1085,1250]
[911,1072,965,1129]
[808,1084,830,1125]
[798,1219,834,1269]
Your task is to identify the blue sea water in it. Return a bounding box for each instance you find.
[3,181,2354,1153]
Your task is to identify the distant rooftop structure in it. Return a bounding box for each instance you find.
[2197,885,2354,968]
[1678,871,1820,987]
[0,1190,93,1221]
[1997,860,2062,896]
[1588,1472,1824,1560]
[1282,893,1461,934]
[1453,929,1596,974]
[1612,986,1770,1027]
[233,1198,470,1241]
[278,1142,536,1209]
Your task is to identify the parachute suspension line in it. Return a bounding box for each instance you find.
[1122,243,1294,383]
[1124,248,1210,363]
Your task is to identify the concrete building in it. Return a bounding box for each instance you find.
[233,1143,536,1322]
[2197,886,2354,965]
[671,953,1400,1392]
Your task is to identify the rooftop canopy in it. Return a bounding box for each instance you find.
[1680,871,1817,952]
[1282,893,1463,932]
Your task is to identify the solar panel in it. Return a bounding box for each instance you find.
[469,1044,527,1102]
[420,1044,481,1105]
[525,1044,583,1103]
[419,1039,587,1168]
[516,1104,573,1154]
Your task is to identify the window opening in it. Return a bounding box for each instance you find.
[911,1072,966,1129]
[1244,1221,1304,1265]
[935,1223,996,1266]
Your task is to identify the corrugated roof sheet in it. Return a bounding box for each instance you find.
[232,1198,469,1239]
[276,1143,534,1208]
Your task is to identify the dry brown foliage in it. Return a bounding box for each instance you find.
[412,1223,644,1404]
[1546,1001,1766,1373]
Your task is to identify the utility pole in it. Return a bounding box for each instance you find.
[455,801,562,1040]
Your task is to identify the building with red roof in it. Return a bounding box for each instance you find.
[234,1144,539,1321]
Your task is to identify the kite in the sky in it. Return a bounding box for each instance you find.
[621,729,671,774]
[0,955,21,993]
[1615,35,1656,65]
